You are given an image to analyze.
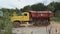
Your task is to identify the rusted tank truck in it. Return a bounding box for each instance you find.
[11,11,53,27]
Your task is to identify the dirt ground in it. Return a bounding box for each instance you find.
[12,21,60,34]
[47,21,60,34]
[50,21,60,31]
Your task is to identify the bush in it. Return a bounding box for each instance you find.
[51,17,60,22]
[0,20,4,29]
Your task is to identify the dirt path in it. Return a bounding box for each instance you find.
[47,21,60,34]
[12,27,48,34]
[12,21,60,34]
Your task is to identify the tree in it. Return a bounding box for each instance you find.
[20,5,31,12]
[47,2,60,12]
[47,2,60,17]
[20,3,47,11]
[31,3,47,11]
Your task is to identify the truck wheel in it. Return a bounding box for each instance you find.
[13,21,20,28]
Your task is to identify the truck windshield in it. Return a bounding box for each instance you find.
[24,14,27,16]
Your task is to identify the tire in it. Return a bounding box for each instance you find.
[13,21,20,28]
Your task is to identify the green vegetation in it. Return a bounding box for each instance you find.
[3,12,13,34]
[51,17,60,22]
[0,12,13,34]
[52,10,60,22]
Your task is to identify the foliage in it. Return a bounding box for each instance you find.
[20,3,47,11]
[20,5,31,12]
[0,12,13,34]
[47,2,60,16]
[0,20,3,29]
[3,12,13,34]
[31,3,47,11]
[51,17,60,22]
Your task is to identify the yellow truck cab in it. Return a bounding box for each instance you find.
[11,12,30,27]
[11,12,29,22]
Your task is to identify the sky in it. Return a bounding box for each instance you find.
[0,0,60,9]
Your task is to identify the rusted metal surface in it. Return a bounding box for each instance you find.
[30,11,53,18]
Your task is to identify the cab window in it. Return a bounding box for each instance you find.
[24,14,27,16]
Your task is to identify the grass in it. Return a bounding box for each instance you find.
[51,17,60,22]
[0,12,13,34]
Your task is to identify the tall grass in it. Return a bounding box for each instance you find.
[51,17,60,22]
[0,12,13,34]
[51,10,60,22]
